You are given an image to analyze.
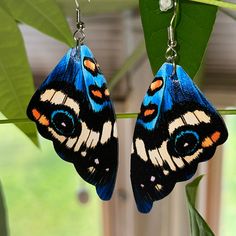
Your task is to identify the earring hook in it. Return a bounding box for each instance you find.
[170,0,177,28]
[75,0,79,8]
[165,0,178,76]
[73,0,91,49]
[73,0,86,51]
[75,0,90,8]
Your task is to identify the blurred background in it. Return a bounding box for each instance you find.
[0,1,236,235]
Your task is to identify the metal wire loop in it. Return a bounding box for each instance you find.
[165,46,177,62]
[73,29,85,46]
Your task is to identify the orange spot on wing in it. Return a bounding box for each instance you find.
[104,89,110,96]
[84,60,96,72]
[39,115,49,126]
[202,137,213,148]
[144,109,155,117]
[150,79,163,91]
[92,90,103,98]
[211,131,221,143]
[32,109,41,120]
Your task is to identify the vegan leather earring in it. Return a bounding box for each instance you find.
[27,0,118,201]
[130,0,228,213]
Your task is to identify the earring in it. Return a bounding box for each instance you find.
[131,1,228,213]
[27,0,118,201]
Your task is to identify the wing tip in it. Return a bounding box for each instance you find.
[96,187,112,201]
[133,187,154,214]
[95,174,116,201]
[137,201,153,214]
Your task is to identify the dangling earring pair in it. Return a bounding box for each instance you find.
[27,0,228,213]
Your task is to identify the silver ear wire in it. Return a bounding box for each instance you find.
[73,0,86,51]
[75,0,79,8]
[165,0,178,76]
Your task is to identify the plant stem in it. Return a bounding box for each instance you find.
[0,118,31,124]
[0,109,236,124]
[220,8,236,20]
[218,109,236,115]
[108,40,146,91]
[189,0,236,10]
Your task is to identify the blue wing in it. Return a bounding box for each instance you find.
[27,45,118,201]
[131,63,228,213]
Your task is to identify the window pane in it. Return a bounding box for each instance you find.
[220,116,236,236]
[0,124,102,236]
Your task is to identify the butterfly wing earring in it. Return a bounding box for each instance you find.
[27,1,118,200]
[131,1,228,213]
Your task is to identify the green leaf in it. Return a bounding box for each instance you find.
[0,7,38,146]
[0,182,9,236]
[1,0,73,47]
[186,176,215,236]
[139,0,217,78]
